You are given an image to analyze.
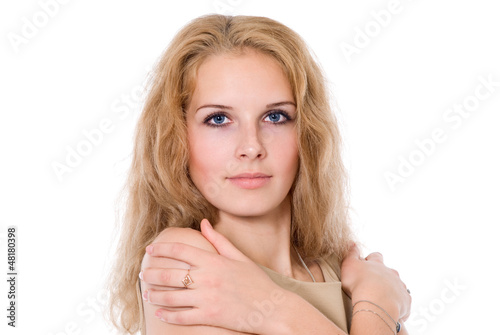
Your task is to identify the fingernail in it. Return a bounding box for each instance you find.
[142,290,148,301]
[146,245,153,254]
[138,271,143,280]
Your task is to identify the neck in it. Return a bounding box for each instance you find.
[213,197,297,277]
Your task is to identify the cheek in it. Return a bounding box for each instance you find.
[269,130,299,175]
[187,128,231,187]
[283,145,300,181]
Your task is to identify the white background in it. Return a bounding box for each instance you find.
[1,0,499,334]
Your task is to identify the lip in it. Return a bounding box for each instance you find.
[227,173,272,189]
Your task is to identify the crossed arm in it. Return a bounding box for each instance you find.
[140,222,410,334]
[140,227,248,334]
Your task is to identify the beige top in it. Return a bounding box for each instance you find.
[258,255,352,333]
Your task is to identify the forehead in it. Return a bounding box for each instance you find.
[188,50,294,108]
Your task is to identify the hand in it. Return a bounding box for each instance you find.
[141,219,286,334]
[341,244,411,322]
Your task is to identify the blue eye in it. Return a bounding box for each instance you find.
[212,115,226,124]
[204,113,230,127]
[264,110,290,124]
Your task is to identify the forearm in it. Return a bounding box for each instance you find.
[350,313,406,335]
[350,293,403,335]
[268,290,404,335]
[268,290,345,335]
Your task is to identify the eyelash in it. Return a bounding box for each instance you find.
[203,110,292,128]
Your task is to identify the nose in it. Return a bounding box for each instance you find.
[235,123,266,160]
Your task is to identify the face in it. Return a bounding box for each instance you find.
[186,49,299,219]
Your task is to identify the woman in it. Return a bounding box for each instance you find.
[108,14,411,334]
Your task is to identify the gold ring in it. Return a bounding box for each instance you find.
[181,269,194,288]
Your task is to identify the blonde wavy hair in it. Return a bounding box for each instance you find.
[108,14,353,334]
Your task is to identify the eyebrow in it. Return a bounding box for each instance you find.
[266,101,296,109]
[196,104,232,113]
[195,101,296,113]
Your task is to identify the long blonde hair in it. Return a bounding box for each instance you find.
[108,14,352,334]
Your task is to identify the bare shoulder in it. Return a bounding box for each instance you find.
[155,227,217,253]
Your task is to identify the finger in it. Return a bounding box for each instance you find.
[400,305,411,322]
[141,268,194,288]
[155,307,208,326]
[365,252,384,263]
[200,219,248,262]
[144,288,198,308]
[401,291,412,322]
[142,250,191,270]
[146,242,214,267]
[344,242,362,261]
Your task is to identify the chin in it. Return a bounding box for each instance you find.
[219,205,272,218]
[215,196,290,219]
